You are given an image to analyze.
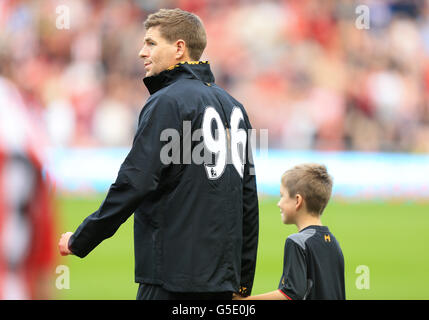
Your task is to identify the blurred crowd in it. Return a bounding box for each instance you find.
[1,0,429,152]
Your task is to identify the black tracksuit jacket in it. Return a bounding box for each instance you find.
[69,61,259,295]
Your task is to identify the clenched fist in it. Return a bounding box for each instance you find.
[58,232,73,256]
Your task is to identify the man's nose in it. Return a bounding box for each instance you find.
[139,46,148,58]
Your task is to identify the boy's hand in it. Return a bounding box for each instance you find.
[58,232,73,256]
[232,293,247,300]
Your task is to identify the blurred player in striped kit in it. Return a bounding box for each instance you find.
[0,76,56,299]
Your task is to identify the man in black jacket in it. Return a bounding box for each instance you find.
[58,8,259,300]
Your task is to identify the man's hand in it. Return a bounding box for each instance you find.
[58,232,73,256]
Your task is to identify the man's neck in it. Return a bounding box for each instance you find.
[168,57,194,68]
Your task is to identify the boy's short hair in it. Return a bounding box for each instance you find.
[281,163,333,216]
[144,8,207,61]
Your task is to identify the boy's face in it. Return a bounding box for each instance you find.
[139,26,179,77]
[278,184,298,224]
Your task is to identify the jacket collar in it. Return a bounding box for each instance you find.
[143,61,215,95]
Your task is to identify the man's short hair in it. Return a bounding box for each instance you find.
[281,163,333,216]
[144,8,207,61]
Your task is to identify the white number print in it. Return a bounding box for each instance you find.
[202,106,247,180]
[230,107,247,178]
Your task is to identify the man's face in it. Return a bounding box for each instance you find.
[139,26,178,77]
[277,184,297,224]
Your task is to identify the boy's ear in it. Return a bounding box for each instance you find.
[296,194,304,211]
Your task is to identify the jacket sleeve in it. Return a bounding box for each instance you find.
[69,94,181,258]
[238,117,259,296]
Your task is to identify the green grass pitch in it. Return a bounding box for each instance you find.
[55,194,429,299]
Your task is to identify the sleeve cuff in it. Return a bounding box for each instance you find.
[68,233,87,258]
[67,236,76,256]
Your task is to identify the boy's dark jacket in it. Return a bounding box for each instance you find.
[69,62,259,295]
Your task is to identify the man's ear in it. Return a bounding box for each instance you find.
[296,194,304,211]
[175,39,187,60]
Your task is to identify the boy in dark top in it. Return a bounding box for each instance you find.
[236,163,345,300]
